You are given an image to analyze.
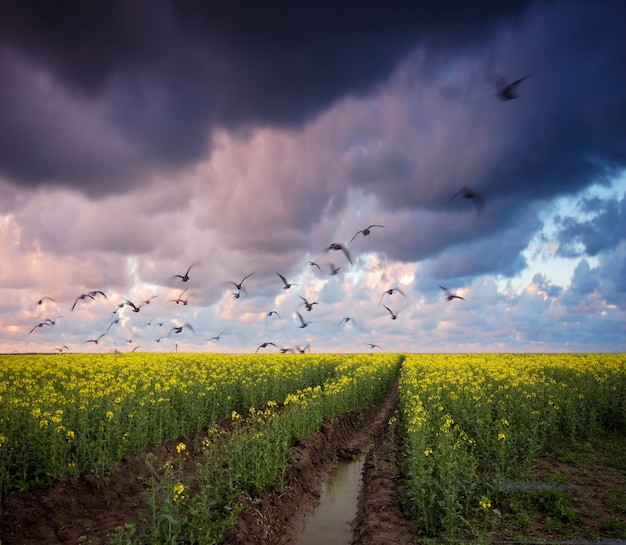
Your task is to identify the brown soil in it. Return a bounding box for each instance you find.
[0,383,415,545]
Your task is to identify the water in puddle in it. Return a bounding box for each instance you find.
[287,445,369,545]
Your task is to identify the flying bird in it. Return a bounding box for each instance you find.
[37,296,55,305]
[173,262,199,282]
[54,345,70,353]
[308,261,321,272]
[326,242,352,265]
[266,310,281,326]
[338,317,356,327]
[383,305,400,320]
[296,344,311,353]
[106,319,120,332]
[228,272,255,293]
[349,224,384,244]
[450,186,485,217]
[277,272,298,290]
[71,292,96,311]
[367,343,382,349]
[124,299,144,313]
[495,73,532,101]
[299,296,317,312]
[169,323,195,336]
[85,333,107,344]
[256,341,278,353]
[439,285,465,301]
[379,287,406,306]
[329,263,341,276]
[296,311,310,329]
[169,289,189,305]
[142,295,159,305]
[209,328,227,341]
[29,321,52,334]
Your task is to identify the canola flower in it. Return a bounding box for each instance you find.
[0,351,402,498]
[398,353,626,538]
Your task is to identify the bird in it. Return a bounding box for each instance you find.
[367,343,381,349]
[173,262,198,282]
[45,316,62,326]
[85,333,107,344]
[349,224,384,244]
[379,287,406,306]
[37,296,55,305]
[124,299,143,313]
[54,345,70,353]
[71,291,106,311]
[296,344,310,354]
[106,319,120,332]
[329,263,341,276]
[209,328,227,341]
[228,272,255,294]
[266,310,281,326]
[279,347,295,353]
[338,317,356,327]
[256,341,278,353]
[450,186,485,217]
[495,73,532,101]
[169,323,194,336]
[308,261,321,272]
[439,285,465,301]
[233,291,241,299]
[383,305,400,320]
[277,272,297,290]
[326,242,352,265]
[71,293,94,311]
[296,311,310,329]
[299,296,317,312]
[29,321,52,334]
[142,295,159,305]
[169,289,189,305]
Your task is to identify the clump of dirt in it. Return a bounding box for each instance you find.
[0,384,415,545]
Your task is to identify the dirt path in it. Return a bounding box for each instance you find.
[223,380,416,545]
[0,383,415,545]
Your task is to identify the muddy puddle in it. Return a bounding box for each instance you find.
[284,443,371,545]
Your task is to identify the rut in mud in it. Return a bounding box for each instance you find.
[0,382,416,545]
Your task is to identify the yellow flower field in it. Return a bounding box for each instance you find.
[398,353,626,537]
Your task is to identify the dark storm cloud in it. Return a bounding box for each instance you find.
[555,196,626,258]
[0,0,531,195]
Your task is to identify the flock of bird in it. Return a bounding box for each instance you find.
[26,215,470,354]
[23,72,531,354]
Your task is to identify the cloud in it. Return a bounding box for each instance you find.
[555,195,626,257]
[0,1,531,195]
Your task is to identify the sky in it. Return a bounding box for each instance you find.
[1,0,625,354]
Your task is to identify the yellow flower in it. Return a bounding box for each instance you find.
[479,496,491,509]
[424,448,433,456]
[497,432,506,441]
[176,442,186,453]
[105,411,114,420]
[173,482,185,501]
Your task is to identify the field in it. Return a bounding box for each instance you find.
[0,352,625,544]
